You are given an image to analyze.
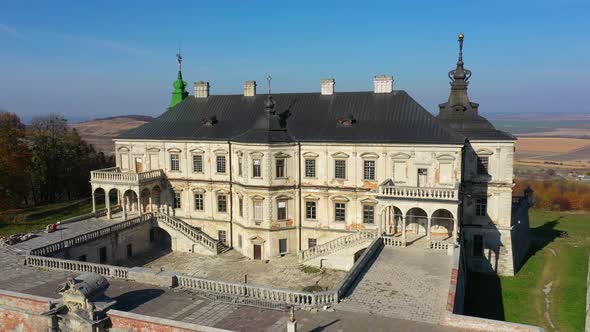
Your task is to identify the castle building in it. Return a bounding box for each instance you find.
[90,35,530,276]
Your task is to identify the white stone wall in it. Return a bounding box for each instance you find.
[113,138,528,265]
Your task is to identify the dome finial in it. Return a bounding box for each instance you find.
[448,33,471,82]
[176,49,183,72]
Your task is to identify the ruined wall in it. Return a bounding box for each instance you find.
[0,290,53,332]
[52,222,153,264]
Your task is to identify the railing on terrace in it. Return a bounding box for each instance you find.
[298,231,377,263]
[153,213,221,254]
[25,255,130,279]
[430,240,452,250]
[379,184,458,201]
[382,235,405,247]
[177,275,337,306]
[90,167,163,185]
[29,213,152,257]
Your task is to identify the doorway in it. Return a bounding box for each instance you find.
[135,157,143,173]
[253,244,262,260]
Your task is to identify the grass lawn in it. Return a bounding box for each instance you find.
[0,198,108,236]
[467,209,590,331]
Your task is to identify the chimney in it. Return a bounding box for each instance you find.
[321,78,335,95]
[373,75,393,94]
[194,81,210,98]
[244,80,257,97]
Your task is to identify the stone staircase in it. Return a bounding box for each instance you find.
[153,213,225,255]
[298,231,377,264]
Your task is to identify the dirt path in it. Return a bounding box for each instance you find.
[538,246,559,331]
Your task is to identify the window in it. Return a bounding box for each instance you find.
[126,244,133,258]
[170,154,180,171]
[308,238,317,248]
[218,230,227,244]
[363,205,375,224]
[279,238,288,254]
[473,234,484,257]
[475,198,487,216]
[238,157,243,176]
[364,160,375,180]
[238,234,243,248]
[253,159,261,178]
[335,202,346,222]
[254,200,263,221]
[417,168,428,187]
[277,200,287,220]
[239,198,243,217]
[217,195,227,213]
[216,156,226,173]
[393,162,405,182]
[173,192,181,209]
[193,155,203,173]
[306,201,316,220]
[335,160,346,179]
[99,247,107,264]
[305,159,316,178]
[477,156,489,175]
[440,163,452,183]
[276,159,285,178]
[194,193,204,211]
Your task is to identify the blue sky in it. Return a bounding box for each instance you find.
[1,1,589,123]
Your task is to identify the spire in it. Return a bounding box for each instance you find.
[264,74,276,113]
[169,51,189,109]
[445,33,473,111]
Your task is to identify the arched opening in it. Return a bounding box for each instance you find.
[93,187,106,211]
[151,186,161,212]
[150,227,172,252]
[431,209,454,239]
[385,206,404,235]
[107,188,118,206]
[406,208,428,235]
[140,188,151,212]
[123,189,139,214]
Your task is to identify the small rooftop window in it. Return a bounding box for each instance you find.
[337,114,356,127]
[202,115,218,127]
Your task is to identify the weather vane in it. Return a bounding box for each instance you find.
[266,74,272,95]
[176,50,183,71]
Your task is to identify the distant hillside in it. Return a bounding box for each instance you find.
[72,115,152,154]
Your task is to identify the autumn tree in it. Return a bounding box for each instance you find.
[0,112,31,210]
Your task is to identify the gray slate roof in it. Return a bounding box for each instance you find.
[118,91,467,144]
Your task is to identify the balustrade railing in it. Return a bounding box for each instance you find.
[90,167,163,185]
[298,231,377,263]
[25,255,130,279]
[153,213,220,254]
[379,184,458,201]
[383,235,405,247]
[177,274,337,306]
[29,213,152,257]
[430,240,451,250]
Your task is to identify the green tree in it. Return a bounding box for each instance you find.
[0,112,31,209]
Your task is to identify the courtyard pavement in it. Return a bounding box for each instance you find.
[0,245,467,331]
[10,212,127,252]
[336,245,452,324]
[1,215,465,331]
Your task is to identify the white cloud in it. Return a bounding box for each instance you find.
[0,23,25,39]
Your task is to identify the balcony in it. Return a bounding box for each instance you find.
[90,167,164,186]
[379,180,458,201]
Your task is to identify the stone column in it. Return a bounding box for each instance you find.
[91,190,96,214]
[426,217,432,248]
[149,196,153,213]
[106,193,112,220]
[401,216,406,246]
[453,218,458,243]
[378,210,383,235]
[137,194,142,215]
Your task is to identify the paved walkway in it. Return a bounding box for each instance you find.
[11,212,129,252]
[336,246,452,324]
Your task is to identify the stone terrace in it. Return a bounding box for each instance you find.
[0,247,469,332]
[336,246,452,324]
